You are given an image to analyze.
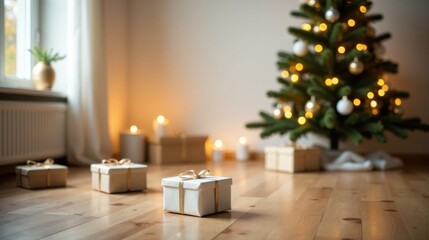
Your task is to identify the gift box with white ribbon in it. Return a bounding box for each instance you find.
[15,158,68,189]
[162,170,232,217]
[91,158,147,193]
[264,146,320,173]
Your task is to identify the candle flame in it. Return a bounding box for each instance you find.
[239,137,247,144]
[157,115,165,123]
[214,139,223,148]
[130,125,138,133]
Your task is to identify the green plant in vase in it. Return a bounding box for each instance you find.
[29,46,66,90]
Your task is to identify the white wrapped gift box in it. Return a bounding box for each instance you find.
[16,163,68,189]
[264,146,320,173]
[91,163,147,193]
[162,176,232,217]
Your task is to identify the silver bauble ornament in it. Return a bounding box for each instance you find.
[305,96,320,113]
[325,7,340,23]
[349,57,364,75]
[293,40,308,57]
[336,96,354,115]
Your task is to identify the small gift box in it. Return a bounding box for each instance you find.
[15,158,68,189]
[162,170,233,217]
[91,158,147,193]
[264,146,320,173]
[149,135,208,165]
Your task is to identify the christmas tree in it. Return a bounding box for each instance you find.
[246,0,429,150]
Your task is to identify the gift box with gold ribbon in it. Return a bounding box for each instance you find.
[162,170,232,217]
[149,135,208,165]
[264,145,321,173]
[90,158,147,193]
[15,158,68,189]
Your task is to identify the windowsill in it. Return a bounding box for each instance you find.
[0,87,67,103]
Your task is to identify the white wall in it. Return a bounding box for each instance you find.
[41,0,429,155]
[127,0,429,154]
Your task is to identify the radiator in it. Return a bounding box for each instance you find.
[0,101,67,165]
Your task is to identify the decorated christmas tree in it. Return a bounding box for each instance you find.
[246,0,429,150]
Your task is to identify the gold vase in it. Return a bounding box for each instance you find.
[32,62,55,90]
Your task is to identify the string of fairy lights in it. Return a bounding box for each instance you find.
[274,0,403,125]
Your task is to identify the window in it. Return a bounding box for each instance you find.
[1,0,39,88]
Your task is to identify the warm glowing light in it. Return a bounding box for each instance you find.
[382,84,389,91]
[298,116,307,125]
[283,105,292,112]
[347,19,356,27]
[291,74,299,83]
[353,98,361,106]
[315,44,323,53]
[130,125,138,133]
[319,23,328,32]
[214,139,223,149]
[338,46,346,54]
[360,6,367,13]
[372,108,379,115]
[367,92,374,99]
[289,65,296,72]
[281,70,290,78]
[377,78,385,86]
[305,112,313,119]
[239,137,247,144]
[301,23,312,31]
[285,111,293,118]
[157,115,166,123]
[395,98,402,106]
[325,78,333,86]
[370,100,378,108]
[332,77,339,85]
[295,63,304,71]
[356,43,367,51]
[378,89,385,97]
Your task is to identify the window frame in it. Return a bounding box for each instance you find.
[0,0,40,89]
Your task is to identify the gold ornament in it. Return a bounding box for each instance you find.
[349,57,364,75]
[305,96,320,113]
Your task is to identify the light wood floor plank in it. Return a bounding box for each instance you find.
[0,160,428,239]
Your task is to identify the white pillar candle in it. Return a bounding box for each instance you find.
[211,139,224,161]
[153,115,168,141]
[120,125,145,163]
[236,137,249,161]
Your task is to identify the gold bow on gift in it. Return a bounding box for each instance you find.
[26,158,54,167]
[102,158,132,165]
[25,158,55,187]
[177,169,220,214]
[179,169,211,180]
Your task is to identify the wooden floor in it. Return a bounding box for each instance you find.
[1,159,428,240]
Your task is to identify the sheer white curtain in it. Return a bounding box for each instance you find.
[66,0,111,165]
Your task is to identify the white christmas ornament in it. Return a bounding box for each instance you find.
[349,57,364,75]
[325,7,340,23]
[336,96,354,115]
[305,96,320,113]
[293,40,308,57]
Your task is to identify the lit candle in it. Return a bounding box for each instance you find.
[236,137,249,161]
[153,115,168,140]
[211,139,224,161]
[120,125,145,163]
